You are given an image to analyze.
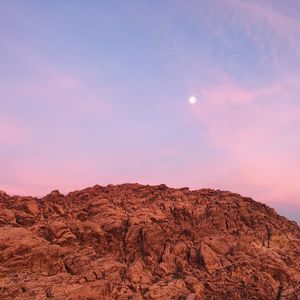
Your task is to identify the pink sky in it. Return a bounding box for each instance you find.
[0,0,299,223]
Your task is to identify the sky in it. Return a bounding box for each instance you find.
[0,0,299,223]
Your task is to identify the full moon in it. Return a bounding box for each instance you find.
[189,96,197,104]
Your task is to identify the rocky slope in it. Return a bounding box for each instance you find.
[0,184,299,299]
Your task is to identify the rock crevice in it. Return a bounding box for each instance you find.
[0,183,299,299]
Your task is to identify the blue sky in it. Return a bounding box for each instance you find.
[0,0,300,223]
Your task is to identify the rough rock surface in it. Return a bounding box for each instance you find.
[0,184,299,299]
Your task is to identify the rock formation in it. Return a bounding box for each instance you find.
[0,184,299,299]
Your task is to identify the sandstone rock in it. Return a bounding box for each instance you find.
[0,184,299,299]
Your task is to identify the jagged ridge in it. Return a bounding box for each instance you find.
[0,184,299,299]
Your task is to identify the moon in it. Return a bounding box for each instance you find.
[189,96,197,104]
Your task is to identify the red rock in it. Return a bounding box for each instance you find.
[0,184,299,299]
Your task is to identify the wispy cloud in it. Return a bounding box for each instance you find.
[0,0,299,225]
[0,117,28,146]
[222,0,300,53]
[188,68,300,205]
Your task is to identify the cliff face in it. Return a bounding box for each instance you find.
[0,184,299,300]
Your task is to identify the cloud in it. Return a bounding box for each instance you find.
[0,117,28,146]
[0,67,111,120]
[222,0,300,53]
[0,29,112,120]
[0,157,106,196]
[188,69,300,205]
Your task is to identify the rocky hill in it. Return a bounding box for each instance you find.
[0,184,299,299]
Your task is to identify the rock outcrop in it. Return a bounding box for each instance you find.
[0,184,299,299]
